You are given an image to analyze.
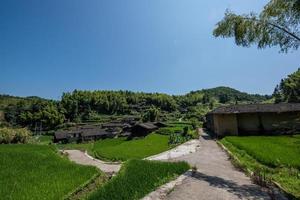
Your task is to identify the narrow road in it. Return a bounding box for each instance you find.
[165,133,271,200]
[64,150,121,174]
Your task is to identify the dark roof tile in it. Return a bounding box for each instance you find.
[209,103,300,114]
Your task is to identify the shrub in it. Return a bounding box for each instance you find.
[0,127,31,144]
[183,126,189,137]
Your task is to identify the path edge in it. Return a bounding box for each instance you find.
[216,140,291,200]
[141,170,193,200]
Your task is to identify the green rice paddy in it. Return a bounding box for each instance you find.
[0,145,100,200]
[88,159,190,200]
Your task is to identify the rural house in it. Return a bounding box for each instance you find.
[54,126,115,143]
[206,103,300,137]
[130,122,159,137]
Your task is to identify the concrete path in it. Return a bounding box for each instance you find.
[146,139,201,161]
[64,150,121,174]
[164,133,271,200]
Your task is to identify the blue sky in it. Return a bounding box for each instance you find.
[1,0,299,99]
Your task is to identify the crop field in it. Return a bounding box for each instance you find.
[88,159,190,200]
[222,135,300,169]
[221,135,300,198]
[0,145,100,200]
[92,133,171,161]
[60,133,171,161]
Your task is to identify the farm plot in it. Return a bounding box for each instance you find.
[223,135,300,169]
[88,159,190,200]
[0,145,100,200]
[92,133,171,161]
[221,135,300,198]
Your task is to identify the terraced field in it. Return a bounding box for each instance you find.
[0,145,100,200]
[88,159,190,200]
[221,135,300,198]
[60,133,171,161]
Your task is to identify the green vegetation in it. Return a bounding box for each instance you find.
[274,68,300,103]
[88,159,190,200]
[142,106,160,122]
[1,87,270,131]
[0,144,100,200]
[221,135,300,198]
[35,135,53,145]
[4,98,64,130]
[223,136,300,168]
[214,0,300,53]
[59,122,198,161]
[0,127,31,144]
[61,134,171,161]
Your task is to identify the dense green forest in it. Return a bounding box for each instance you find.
[0,86,271,131]
[10,66,300,132]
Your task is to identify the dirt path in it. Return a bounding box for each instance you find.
[164,133,272,200]
[64,150,121,174]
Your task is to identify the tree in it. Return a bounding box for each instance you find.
[213,0,300,52]
[273,68,300,102]
[142,106,160,122]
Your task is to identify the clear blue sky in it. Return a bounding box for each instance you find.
[1,0,299,99]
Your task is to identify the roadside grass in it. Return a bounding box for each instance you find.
[221,135,300,198]
[92,134,170,161]
[0,144,100,200]
[88,159,190,200]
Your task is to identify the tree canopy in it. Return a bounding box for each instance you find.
[274,68,300,103]
[213,0,300,52]
[0,87,270,130]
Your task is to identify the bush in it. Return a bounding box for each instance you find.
[183,126,189,137]
[156,127,183,135]
[0,127,31,144]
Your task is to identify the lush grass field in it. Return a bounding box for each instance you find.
[92,134,170,161]
[0,145,100,200]
[223,135,300,169]
[88,159,190,200]
[221,135,300,198]
[60,133,172,161]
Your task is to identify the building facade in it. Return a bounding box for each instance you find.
[206,103,300,137]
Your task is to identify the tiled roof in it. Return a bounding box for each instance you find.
[209,103,300,114]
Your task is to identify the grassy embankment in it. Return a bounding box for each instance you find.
[0,145,102,200]
[220,135,300,198]
[88,159,190,200]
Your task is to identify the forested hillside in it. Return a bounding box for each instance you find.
[0,87,270,131]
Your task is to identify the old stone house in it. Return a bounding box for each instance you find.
[206,103,300,137]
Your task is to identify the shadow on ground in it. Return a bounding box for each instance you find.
[187,171,269,199]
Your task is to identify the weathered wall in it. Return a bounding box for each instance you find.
[237,113,261,135]
[260,112,300,133]
[214,114,238,136]
[236,112,300,135]
[208,111,300,136]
